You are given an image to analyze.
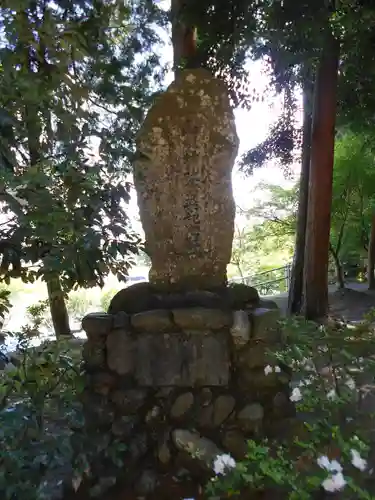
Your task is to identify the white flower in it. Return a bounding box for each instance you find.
[264,365,273,376]
[330,460,343,473]
[327,389,337,400]
[290,387,302,402]
[213,453,236,475]
[317,456,342,473]
[322,472,347,492]
[345,377,356,390]
[317,455,331,470]
[351,449,367,471]
[264,365,281,375]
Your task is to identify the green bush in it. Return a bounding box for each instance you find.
[0,332,84,499]
[0,331,127,500]
[99,288,119,313]
[207,314,375,499]
[67,290,95,323]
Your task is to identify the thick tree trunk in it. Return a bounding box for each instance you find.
[287,75,314,315]
[368,213,375,290]
[47,276,71,338]
[303,32,340,321]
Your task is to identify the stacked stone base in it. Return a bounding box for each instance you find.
[77,283,294,499]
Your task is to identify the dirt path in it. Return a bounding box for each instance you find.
[264,282,375,322]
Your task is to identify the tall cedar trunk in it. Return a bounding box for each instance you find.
[287,75,314,315]
[171,0,197,77]
[368,213,375,290]
[47,276,71,337]
[302,31,340,321]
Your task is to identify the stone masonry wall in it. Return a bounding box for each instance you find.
[78,283,294,499]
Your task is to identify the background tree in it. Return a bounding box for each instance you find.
[0,0,164,336]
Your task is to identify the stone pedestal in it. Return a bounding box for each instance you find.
[76,284,294,499]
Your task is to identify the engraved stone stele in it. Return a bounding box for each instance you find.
[133,68,239,290]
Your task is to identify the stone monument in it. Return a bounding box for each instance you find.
[133,68,238,290]
[75,69,294,499]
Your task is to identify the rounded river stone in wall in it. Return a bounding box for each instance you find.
[131,309,174,333]
[170,392,194,418]
[212,394,235,425]
[237,403,264,432]
[82,312,113,338]
[108,282,160,314]
[172,307,232,331]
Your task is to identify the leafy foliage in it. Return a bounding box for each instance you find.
[0,333,84,499]
[0,0,165,291]
[208,314,375,499]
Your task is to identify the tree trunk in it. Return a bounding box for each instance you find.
[329,244,345,289]
[287,74,314,315]
[303,31,340,321]
[47,276,71,338]
[368,213,375,290]
[171,0,197,77]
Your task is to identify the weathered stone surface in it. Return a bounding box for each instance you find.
[145,405,161,422]
[238,343,271,370]
[82,341,106,370]
[135,469,158,495]
[111,415,137,437]
[170,392,194,418]
[198,404,214,428]
[134,332,230,386]
[131,309,173,333]
[82,313,113,338]
[113,311,130,329]
[226,284,260,309]
[129,432,148,460]
[237,403,264,432]
[172,307,232,331]
[108,282,160,315]
[258,299,279,310]
[133,68,239,290]
[222,430,248,459]
[172,429,223,469]
[158,441,172,464]
[110,388,147,412]
[185,290,225,308]
[106,330,134,375]
[212,395,235,425]
[230,310,251,347]
[89,372,116,396]
[251,308,281,342]
[197,388,212,407]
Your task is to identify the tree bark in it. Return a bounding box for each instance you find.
[302,31,340,321]
[287,73,314,315]
[329,244,345,289]
[367,213,375,290]
[171,0,198,77]
[47,276,71,338]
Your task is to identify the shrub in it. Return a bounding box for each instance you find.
[99,288,119,313]
[0,332,84,499]
[207,314,375,499]
[67,290,95,323]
